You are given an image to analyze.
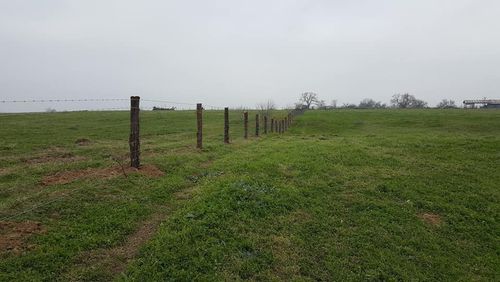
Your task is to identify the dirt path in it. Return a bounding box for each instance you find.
[62,186,200,281]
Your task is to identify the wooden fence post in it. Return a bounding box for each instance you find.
[270,118,274,133]
[224,107,229,144]
[264,115,268,134]
[244,111,248,139]
[129,96,140,168]
[281,119,285,133]
[197,103,203,149]
[284,117,288,131]
[278,119,282,134]
[255,114,260,137]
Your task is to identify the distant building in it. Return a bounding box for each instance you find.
[152,106,176,111]
[463,99,500,109]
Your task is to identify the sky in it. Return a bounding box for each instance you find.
[1,0,499,112]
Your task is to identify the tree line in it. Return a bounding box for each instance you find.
[294,92,458,109]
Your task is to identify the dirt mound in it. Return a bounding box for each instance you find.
[0,221,44,253]
[133,164,165,178]
[419,213,443,226]
[42,164,165,185]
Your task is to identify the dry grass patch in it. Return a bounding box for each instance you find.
[418,212,443,226]
[22,147,86,165]
[268,235,301,278]
[0,220,44,254]
[41,164,165,185]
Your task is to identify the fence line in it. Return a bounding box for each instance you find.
[136,98,304,165]
[0,97,228,113]
[1,99,306,220]
[0,98,128,103]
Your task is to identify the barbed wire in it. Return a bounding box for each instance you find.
[0,98,226,110]
[0,184,89,221]
[1,98,128,103]
[142,99,224,109]
[0,106,301,219]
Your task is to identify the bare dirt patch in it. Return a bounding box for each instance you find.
[0,167,14,176]
[419,213,443,226]
[26,154,86,165]
[0,220,44,254]
[23,147,86,165]
[75,138,91,146]
[41,164,165,186]
[173,186,199,200]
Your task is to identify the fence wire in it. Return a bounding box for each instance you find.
[0,98,303,220]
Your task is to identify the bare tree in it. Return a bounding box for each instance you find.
[299,92,318,109]
[358,98,386,109]
[256,99,276,117]
[436,99,457,109]
[315,99,327,109]
[391,93,428,108]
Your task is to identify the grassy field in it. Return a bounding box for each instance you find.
[0,109,499,281]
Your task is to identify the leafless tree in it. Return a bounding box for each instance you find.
[299,92,318,109]
[315,99,327,109]
[256,99,276,117]
[391,93,428,108]
[436,99,457,109]
[358,98,386,109]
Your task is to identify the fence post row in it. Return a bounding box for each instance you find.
[224,107,229,144]
[255,114,260,137]
[244,111,248,139]
[129,96,140,168]
[197,103,203,149]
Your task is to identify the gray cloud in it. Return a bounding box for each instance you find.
[1,0,499,112]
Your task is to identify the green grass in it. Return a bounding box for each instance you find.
[0,109,499,281]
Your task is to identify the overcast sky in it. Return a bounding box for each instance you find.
[1,0,499,112]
